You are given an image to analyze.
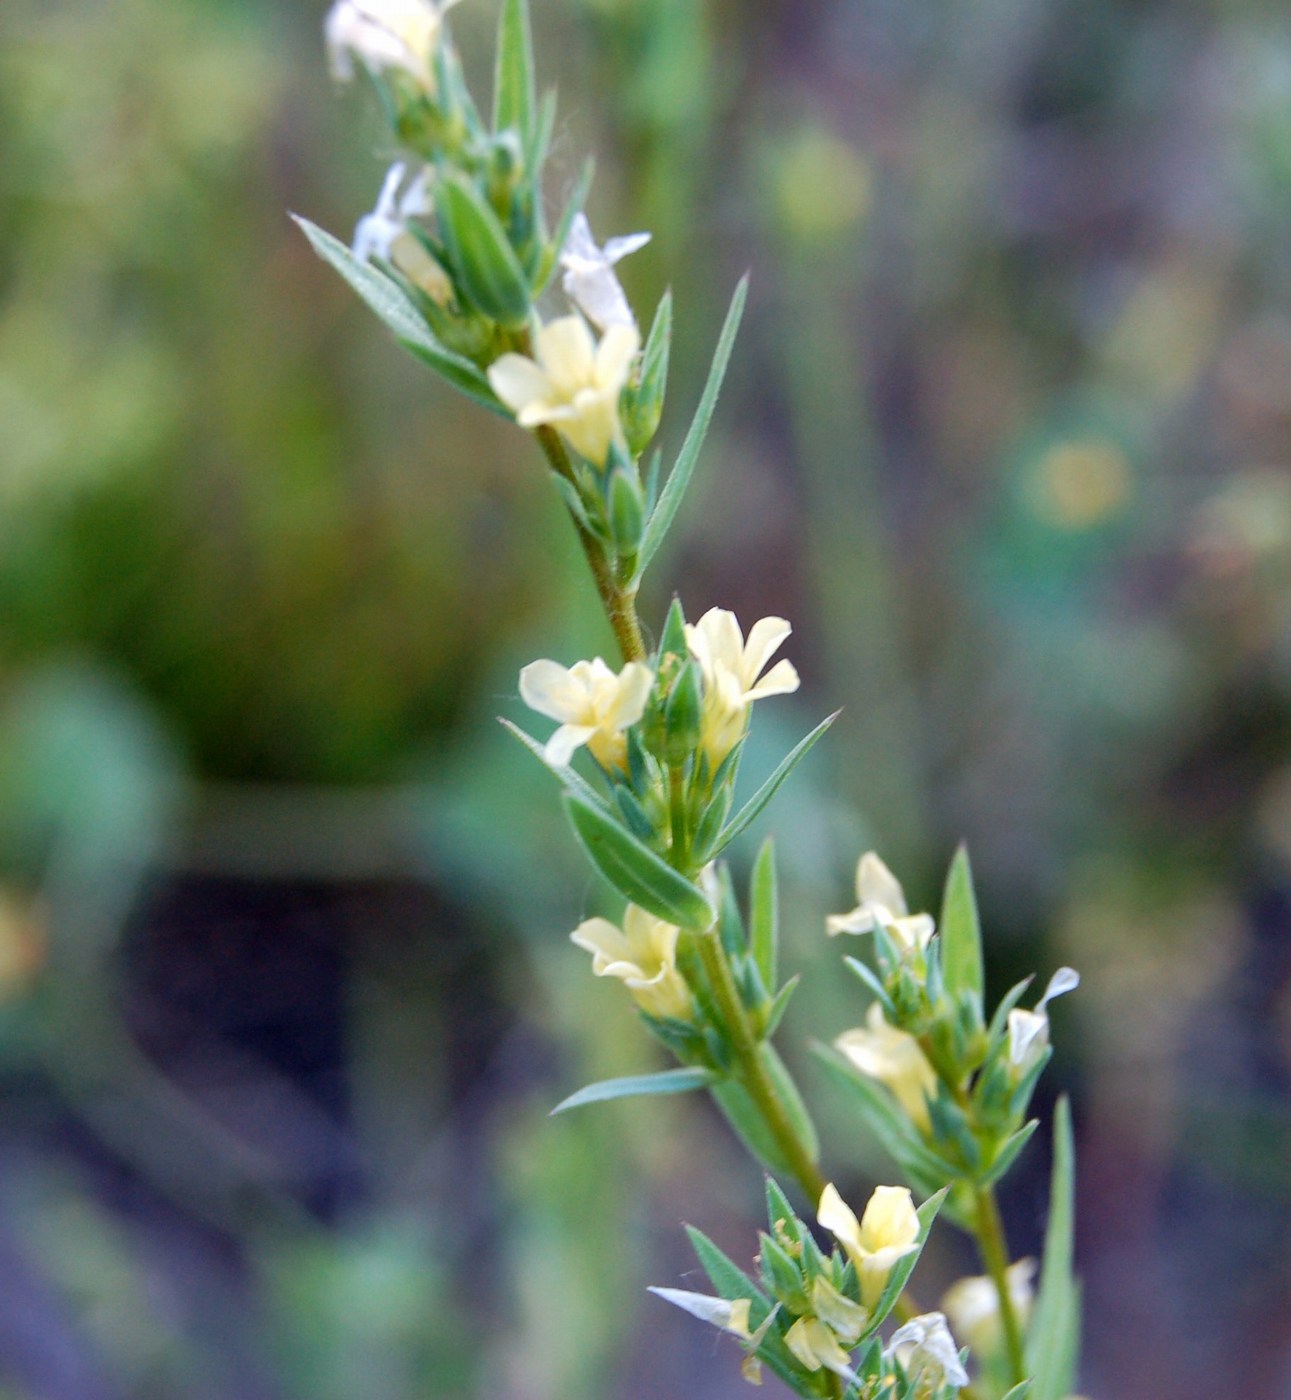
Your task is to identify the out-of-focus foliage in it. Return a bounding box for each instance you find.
[1,0,1291,1397]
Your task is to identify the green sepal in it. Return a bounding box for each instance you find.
[1026,1097,1079,1400]
[940,844,984,1006]
[551,1066,714,1115]
[548,470,605,540]
[657,595,688,659]
[981,1117,1040,1186]
[759,974,800,1039]
[715,864,746,961]
[749,837,779,990]
[497,717,612,814]
[563,792,714,930]
[608,467,646,557]
[691,786,732,864]
[765,1177,798,1235]
[714,710,840,854]
[843,956,897,1021]
[663,660,704,765]
[759,1233,808,1311]
[435,174,532,327]
[294,217,504,413]
[614,784,660,845]
[625,289,672,456]
[493,0,536,144]
[636,274,749,578]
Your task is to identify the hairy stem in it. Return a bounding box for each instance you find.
[695,928,826,1205]
[533,433,647,664]
[974,1184,1027,1388]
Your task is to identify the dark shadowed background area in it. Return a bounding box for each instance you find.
[1,0,1290,1395]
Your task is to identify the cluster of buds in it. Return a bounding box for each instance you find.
[651,1177,961,1398]
[820,850,1079,1202]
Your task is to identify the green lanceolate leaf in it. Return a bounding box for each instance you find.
[636,274,749,577]
[749,837,779,990]
[293,216,502,412]
[760,974,799,1039]
[497,718,612,814]
[1026,1096,1078,1400]
[686,1226,768,1307]
[435,175,532,327]
[940,844,984,1004]
[551,1066,714,1115]
[710,1079,798,1181]
[563,793,714,929]
[493,0,536,143]
[715,711,840,854]
[1001,1385,1034,1400]
[763,1043,819,1162]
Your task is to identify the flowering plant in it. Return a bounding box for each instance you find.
[300,2,1086,1395]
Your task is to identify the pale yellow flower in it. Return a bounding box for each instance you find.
[784,1316,858,1384]
[488,316,639,465]
[683,608,800,765]
[835,1004,938,1133]
[1007,966,1080,1073]
[518,656,652,770]
[826,850,935,953]
[325,0,461,89]
[818,1182,920,1308]
[942,1258,1035,1360]
[570,904,692,1021]
[808,1275,868,1343]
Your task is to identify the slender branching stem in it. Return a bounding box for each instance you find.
[974,1184,1027,1388]
[694,928,827,1206]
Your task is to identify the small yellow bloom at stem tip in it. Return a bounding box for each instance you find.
[570,905,693,1021]
[488,316,640,466]
[518,656,652,770]
[825,850,935,953]
[325,0,462,90]
[834,1004,938,1134]
[683,608,800,766]
[818,1182,920,1308]
[784,1316,859,1383]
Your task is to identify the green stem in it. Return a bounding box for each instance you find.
[973,1184,1027,1388]
[695,928,826,1205]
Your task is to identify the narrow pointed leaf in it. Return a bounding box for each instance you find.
[493,0,535,142]
[710,1079,798,1181]
[686,1226,768,1307]
[940,844,984,1003]
[1026,1096,1078,1400]
[497,718,611,814]
[551,1067,714,1115]
[760,974,799,1039]
[749,837,778,990]
[625,289,672,456]
[435,175,532,326]
[715,711,839,853]
[563,793,714,929]
[294,217,501,412]
[636,275,749,576]
[1001,1383,1034,1399]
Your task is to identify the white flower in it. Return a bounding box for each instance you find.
[835,1004,938,1133]
[818,1182,920,1308]
[684,608,800,765]
[570,905,692,1021]
[1007,966,1080,1072]
[885,1312,970,1391]
[488,316,640,465]
[518,656,652,770]
[325,0,461,89]
[942,1259,1035,1360]
[559,212,651,330]
[647,1287,752,1338]
[350,164,452,303]
[826,850,936,952]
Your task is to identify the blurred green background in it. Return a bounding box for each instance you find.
[2,0,1291,1395]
